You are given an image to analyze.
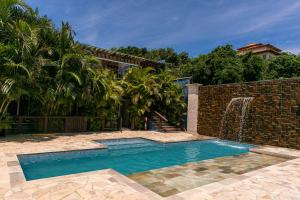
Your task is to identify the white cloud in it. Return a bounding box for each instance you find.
[143,1,300,49]
[27,0,300,54]
[239,2,300,34]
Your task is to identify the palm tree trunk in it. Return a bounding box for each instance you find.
[17,99,20,116]
[131,117,136,130]
[144,117,147,130]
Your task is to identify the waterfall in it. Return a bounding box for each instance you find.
[220,97,254,142]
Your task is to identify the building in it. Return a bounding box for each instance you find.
[237,43,281,59]
[81,44,163,77]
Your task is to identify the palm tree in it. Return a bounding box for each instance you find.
[0,0,32,23]
[0,0,34,132]
[157,71,186,126]
[0,0,186,133]
[1,19,41,115]
[121,67,186,129]
[122,67,161,129]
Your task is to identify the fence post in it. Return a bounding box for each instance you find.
[187,84,202,134]
[44,116,48,133]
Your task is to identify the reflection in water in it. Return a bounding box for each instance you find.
[185,146,200,161]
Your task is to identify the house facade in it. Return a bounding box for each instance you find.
[237,43,282,59]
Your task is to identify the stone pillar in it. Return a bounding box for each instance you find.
[187,84,202,134]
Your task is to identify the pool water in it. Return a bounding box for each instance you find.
[18,138,253,181]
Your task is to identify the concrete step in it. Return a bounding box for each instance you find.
[150,113,181,132]
[157,126,177,128]
[152,124,180,131]
[163,127,180,130]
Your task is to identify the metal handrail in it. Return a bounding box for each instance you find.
[153,111,168,122]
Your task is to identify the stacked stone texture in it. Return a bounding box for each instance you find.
[197,78,300,149]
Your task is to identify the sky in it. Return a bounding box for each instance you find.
[26,0,300,56]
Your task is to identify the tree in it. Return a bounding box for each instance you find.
[112,46,190,66]
[122,67,160,129]
[111,46,148,58]
[0,0,122,119]
[264,53,300,79]
[5,0,300,133]
[122,67,186,129]
[156,71,186,126]
[0,0,40,115]
[182,45,242,85]
[240,53,265,82]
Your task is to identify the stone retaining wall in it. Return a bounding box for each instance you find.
[196,78,300,149]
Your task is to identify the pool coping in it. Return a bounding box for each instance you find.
[3,135,300,199]
[17,137,253,182]
[4,136,215,188]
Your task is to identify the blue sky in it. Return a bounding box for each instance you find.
[26,0,300,56]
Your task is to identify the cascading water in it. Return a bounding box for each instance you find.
[220,97,254,142]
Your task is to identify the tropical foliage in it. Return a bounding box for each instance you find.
[122,67,186,129]
[114,45,300,85]
[112,46,190,67]
[3,0,298,132]
[0,0,186,131]
[264,53,300,79]
[0,0,120,118]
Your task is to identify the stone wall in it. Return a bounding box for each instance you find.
[197,78,300,149]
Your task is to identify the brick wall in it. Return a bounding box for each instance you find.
[197,78,300,149]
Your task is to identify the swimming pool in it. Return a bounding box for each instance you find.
[18,138,253,181]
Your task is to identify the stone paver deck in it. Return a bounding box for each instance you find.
[128,153,288,197]
[0,131,299,200]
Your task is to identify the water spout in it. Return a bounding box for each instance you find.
[220,97,254,142]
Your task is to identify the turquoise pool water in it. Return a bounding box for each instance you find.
[18,138,253,181]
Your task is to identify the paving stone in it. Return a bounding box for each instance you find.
[128,152,287,197]
[0,131,299,200]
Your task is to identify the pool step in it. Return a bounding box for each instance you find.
[98,138,158,150]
